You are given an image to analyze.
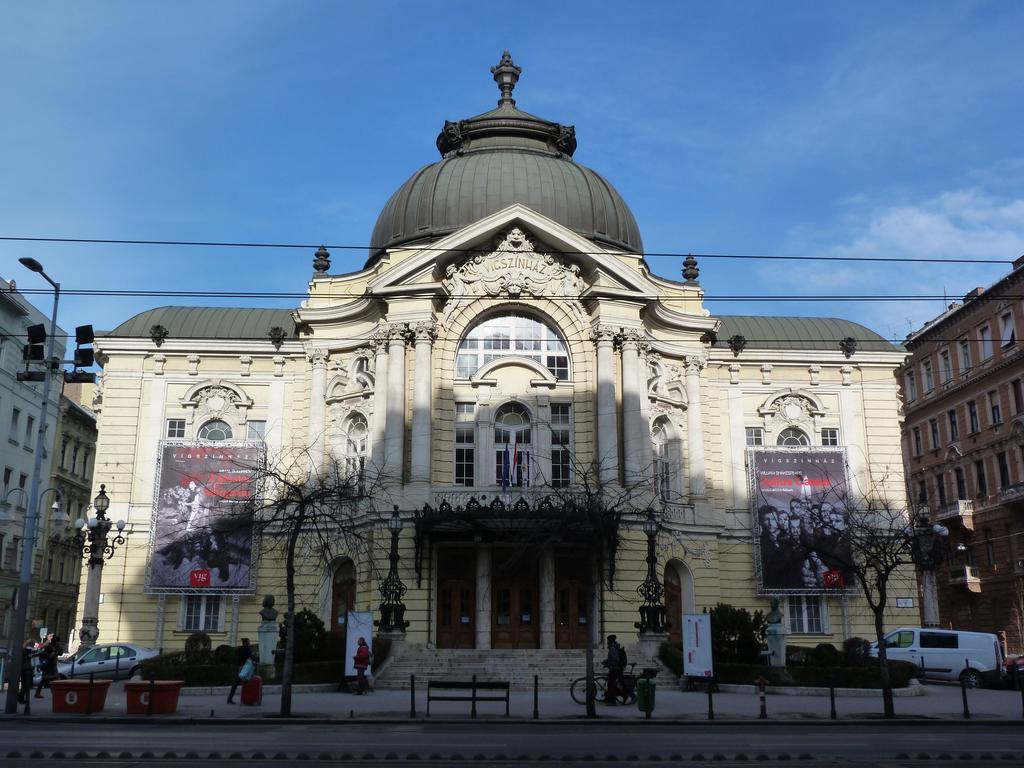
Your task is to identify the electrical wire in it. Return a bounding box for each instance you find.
[1,234,1018,265]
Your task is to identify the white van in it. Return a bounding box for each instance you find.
[871,627,1005,688]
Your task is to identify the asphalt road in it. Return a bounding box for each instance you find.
[3,721,1024,765]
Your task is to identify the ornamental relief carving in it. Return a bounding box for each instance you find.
[441,227,586,323]
[757,390,825,432]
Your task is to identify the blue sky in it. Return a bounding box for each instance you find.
[2,1,1023,343]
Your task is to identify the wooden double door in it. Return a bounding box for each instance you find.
[437,547,476,649]
[491,550,540,649]
[555,554,590,649]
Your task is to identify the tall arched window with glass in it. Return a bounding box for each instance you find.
[198,420,233,441]
[494,403,531,487]
[777,427,810,447]
[456,313,570,380]
[652,421,671,502]
[343,413,368,486]
[454,403,475,486]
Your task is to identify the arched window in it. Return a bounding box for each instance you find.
[777,427,810,447]
[494,402,532,487]
[456,313,570,380]
[343,413,368,480]
[198,419,233,441]
[652,421,671,501]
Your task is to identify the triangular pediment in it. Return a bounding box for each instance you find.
[368,204,656,296]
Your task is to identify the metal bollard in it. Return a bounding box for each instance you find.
[471,674,477,720]
[707,678,714,721]
[86,673,95,716]
[960,658,970,720]
[1017,666,1024,719]
[755,676,768,720]
[533,675,539,720]
[919,655,926,686]
[148,677,156,717]
[410,674,416,719]
[829,676,837,721]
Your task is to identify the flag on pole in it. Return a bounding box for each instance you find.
[502,442,510,490]
[510,431,519,487]
[524,451,530,488]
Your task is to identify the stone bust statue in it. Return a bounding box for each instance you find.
[259,595,278,623]
[766,597,783,625]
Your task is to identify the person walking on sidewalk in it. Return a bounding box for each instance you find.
[353,637,371,695]
[603,634,624,705]
[226,638,253,704]
[18,638,38,704]
[34,634,61,698]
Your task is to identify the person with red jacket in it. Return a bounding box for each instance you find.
[353,637,371,694]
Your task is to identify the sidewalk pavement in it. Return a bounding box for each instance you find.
[3,679,1023,722]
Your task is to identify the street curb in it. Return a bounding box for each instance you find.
[1,714,1019,726]
[716,682,925,697]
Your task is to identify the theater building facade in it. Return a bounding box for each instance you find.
[79,54,917,662]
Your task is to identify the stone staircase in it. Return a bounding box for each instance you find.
[374,648,589,690]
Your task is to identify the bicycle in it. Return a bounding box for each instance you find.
[570,663,656,705]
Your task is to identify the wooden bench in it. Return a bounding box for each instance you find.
[426,675,510,718]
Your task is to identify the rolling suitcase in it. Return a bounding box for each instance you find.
[241,674,262,705]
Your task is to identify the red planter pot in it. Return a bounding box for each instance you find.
[49,679,113,714]
[124,680,185,715]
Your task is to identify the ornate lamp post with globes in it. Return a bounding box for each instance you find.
[74,485,128,648]
[374,506,409,636]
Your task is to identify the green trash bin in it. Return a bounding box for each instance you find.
[636,676,656,717]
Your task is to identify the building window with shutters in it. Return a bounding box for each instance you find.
[935,473,947,507]
[182,595,222,632]
[958,339,972,375]
[998,452,1010,489]
[948,410,959,441]
[787,596,827,634]
[550,403,572,488]
[913,427,923,456]
[975,460,988,498]
[939,349,952,384]
[980,325,993,361]
[930,419,940,449]
[1000,310,1016,348]
[905,371,917,402]
[989,391,1002,425]
[968,401,980,433]
[955,468,967,500]
[922,361,934,393]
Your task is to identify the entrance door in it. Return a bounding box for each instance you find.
[492,550,539,648]
[555,554,590,648]
[437,547,476,648]
[330,560,356,645]
[665,565,682,645]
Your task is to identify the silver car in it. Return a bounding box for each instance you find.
[57,643,159,681]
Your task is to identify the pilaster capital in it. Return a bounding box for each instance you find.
[590,323,618,345]
[370,328,389,353]
[616,327,645,351]
[684,354,707,375]
[386,322,412,344]
[306,347,329,369]
[413,320,439,343]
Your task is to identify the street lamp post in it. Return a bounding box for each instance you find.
[3,258,61,715]
[74,485,127,649]
[911,513,949,628]
[635,508,668,634]
[374,507,409,634]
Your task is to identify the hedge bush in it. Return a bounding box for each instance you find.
[139,653,346,686]
[658,642,915,689]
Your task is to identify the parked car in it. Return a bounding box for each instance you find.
[56,643,159,681]
[870,627,1005,688]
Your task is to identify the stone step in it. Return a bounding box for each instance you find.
[375,647,591,690]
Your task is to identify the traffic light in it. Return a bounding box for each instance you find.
[22,323,45,362]
[73,325,94,368]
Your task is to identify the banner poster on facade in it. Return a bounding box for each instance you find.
[344,611,374,677]
[750,449,853,593]
[147,442,262,594]
[682,613,713,679]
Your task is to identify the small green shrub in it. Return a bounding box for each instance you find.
[809,643,840,667]
[184,632,212,659]
[279,609,333,664]
[843,637,872,666]
[212,644,236,664]
[709,604,766,664]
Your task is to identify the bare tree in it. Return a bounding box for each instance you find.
[243,447,381,717]
[799,492,920,718]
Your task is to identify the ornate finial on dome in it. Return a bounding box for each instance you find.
[313,245,331,273]
[491,50,522,107]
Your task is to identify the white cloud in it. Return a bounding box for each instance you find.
[778,188,1024,338]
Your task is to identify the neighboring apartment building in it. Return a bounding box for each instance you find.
[897,255,1024,651]
[0,275,67,642]
[34,390,97,640]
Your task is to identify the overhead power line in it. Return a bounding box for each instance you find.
[1,235,1018,265]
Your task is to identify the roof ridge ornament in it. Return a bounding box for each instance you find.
[491,50,522,107]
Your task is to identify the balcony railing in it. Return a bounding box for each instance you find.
[1001,482,1024,504]
[948,565,982,592]
[935,499,975,529]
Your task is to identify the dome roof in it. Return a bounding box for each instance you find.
[368,52,643,263]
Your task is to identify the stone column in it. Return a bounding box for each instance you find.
[410,322,437,484]
[539,546,556,650]
[370,331,389,472]
[593,325,620,484]
[307,348,329,467]
[684,355,707,497]
[619,330,644,483]
[385,324,408,478]
[475,544,492,650]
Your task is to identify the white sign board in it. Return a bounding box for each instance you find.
[682,613,714,678]
[343,611,374,677]
[895,597,915,609]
